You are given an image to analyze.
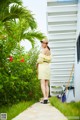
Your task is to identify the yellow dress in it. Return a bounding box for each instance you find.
[37,53,51,80]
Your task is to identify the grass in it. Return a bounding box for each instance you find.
[49,97,80,120]
[0,100,35,120]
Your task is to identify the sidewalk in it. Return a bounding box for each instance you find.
[12,102,68,120]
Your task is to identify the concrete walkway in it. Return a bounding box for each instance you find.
[12,102,68,120]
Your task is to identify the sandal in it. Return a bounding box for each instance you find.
[44,99,48,104]
[40,99,49,104]
[40,98,49,104]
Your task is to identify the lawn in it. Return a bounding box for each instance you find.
[0,100,35,120]
[49,97,80,120]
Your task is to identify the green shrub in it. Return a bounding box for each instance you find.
[0,47,42,106]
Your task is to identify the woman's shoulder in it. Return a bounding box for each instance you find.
[39,53,44,57]
[39,53,51,59]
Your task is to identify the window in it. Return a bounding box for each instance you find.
[77,34,80,63]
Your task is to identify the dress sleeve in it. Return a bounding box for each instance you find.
[39,54,52,63]
[37,53,44,64]
[37,57,43,64]
[42,54,52,62]
[37,53,52,64]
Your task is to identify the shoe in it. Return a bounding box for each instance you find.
[44,99,48,104]
[40,98,49,104]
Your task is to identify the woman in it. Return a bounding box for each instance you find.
[37,38,51,104]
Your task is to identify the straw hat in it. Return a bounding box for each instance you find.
[41,38,48,43]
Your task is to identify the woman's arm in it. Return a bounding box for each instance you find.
[37,56,44,64]
[40,54,52,63]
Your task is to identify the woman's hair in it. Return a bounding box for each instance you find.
[41,47,51,56]
[47,46,50,50]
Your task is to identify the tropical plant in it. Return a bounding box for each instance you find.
[0,0,44,106]
[0,0,45,43]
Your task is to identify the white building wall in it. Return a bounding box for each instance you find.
[75,0,80,101]
[47,0,78,96]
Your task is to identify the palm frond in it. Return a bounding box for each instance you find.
[22,31,45,40]
[0,0,22,7]
[2,5,37,30]
[0,0,22,19]
[21,31,45,47]
[0,0,45,48]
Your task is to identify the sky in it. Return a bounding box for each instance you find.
[20,0,47,51]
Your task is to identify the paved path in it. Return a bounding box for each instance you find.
[12,102,68,120]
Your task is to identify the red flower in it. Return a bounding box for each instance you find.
[9,56,13,62]
[20,58,25,62]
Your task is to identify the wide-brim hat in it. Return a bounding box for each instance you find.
[40,38,48,44]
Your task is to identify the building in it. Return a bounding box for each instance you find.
[46,0,80,101]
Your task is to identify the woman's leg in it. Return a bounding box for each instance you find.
[45,80,49,99]
[40,79,46,99]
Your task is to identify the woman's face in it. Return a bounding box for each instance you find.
[41,41,47,48]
